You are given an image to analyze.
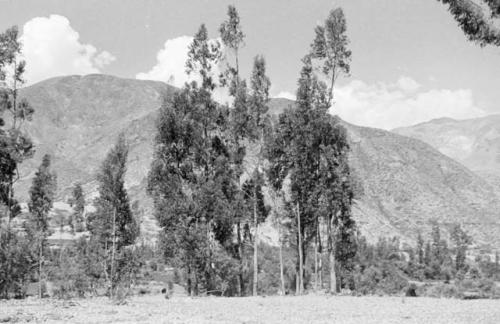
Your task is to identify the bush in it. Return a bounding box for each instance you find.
[352,261,408,295]
[421,283,460,298]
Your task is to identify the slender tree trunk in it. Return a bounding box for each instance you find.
[38,242,43,298]
[296,202,304,295]
[194,268,199,296]
[236,222,244,296]
[318,220,323,289]
[187,263,192,296]
[314,239,318,291]
[278,218,285,295]
[253,188,258,296]
[5,183,14,297]
[327,66,336,107]
[110,208,117,299]
[328,216,336,294]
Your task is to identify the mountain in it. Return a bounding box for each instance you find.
[393,115,500,188]
[13,74,500,249]
[15,74,176,238]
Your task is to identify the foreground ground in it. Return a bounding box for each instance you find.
[1,294,500,324]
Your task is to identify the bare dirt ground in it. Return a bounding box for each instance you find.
[1,294,500,324]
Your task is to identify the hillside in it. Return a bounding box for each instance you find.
[393,115,500,186]
[14,74,500,248]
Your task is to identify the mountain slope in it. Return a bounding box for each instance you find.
[14,75,500,248]
[344,122,500,247]
[393,115,500,183]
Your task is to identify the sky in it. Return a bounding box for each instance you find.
[1,0,499,130]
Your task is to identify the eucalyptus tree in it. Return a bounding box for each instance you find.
[438,0,500,46]
[0,25,35,298]
[266,56,330,294]
[219,4,245,94]
[266,8,355,294]
[87,134,138,298]
[310,7,351,106]
[150,23,242,295]
[27,154,57,298]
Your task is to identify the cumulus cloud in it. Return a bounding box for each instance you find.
[396,76,420,92]
[333,76,486,130]
[274,91,296,101]
[21,14,115,84]
[93,51,116,68]
[136,36,230,104]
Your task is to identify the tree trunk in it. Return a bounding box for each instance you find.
[318,220,323,289]
[236,222,244,296]
[296,202,304,295]
[278,218,285,295]
[253,188,258,296]
[187,264,192,296]
[314,240,318,291]
[327,216,336,294]
[38,242,43,299]
[110,208,117,299]
[5,184,13,297]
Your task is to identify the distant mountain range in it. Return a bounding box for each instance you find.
[394,116,500,190]
[14,74,500,249]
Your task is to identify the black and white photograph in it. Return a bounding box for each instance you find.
[1,0,500,323]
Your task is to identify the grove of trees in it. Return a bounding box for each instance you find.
[1,3,500,301]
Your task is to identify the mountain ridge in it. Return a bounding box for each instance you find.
[12,74,500,249]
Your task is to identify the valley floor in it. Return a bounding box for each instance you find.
[1,294,500,323]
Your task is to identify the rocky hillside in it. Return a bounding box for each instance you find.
[344,122,500,247]
[393,115,500,185]
[14,74,500,249]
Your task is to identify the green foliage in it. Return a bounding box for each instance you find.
[437,0,500,46]
[28,154,57,236]
[351,236,408,295]
[0,231,36,298]
[265,52,354,293]
[219,5,245,94]
[186,24,222,91]
[150,30,239,294]
[68,183,86,232]
[86,134,139,298]
[88,135,138,249]
[25,154,56,298]
[50,245,91,298]
[451,224,473,271]
[0,25,36,299]
[309,7,351,105]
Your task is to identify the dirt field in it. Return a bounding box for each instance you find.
[1,294,500,323]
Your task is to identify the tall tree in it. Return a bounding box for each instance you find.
[87,134,138,298]
[28,154,57,298]
[219,5,245,95]
[266,56,329,294]
[186,24,222,92]
[220,6,252,296]
[68,183,86,232]
[450,224,472,271]
[438,0,500,46]
[150,23,240,295]
[0,25,35,298]
[247,55,271,296]
[308,7,354,293]
[416,231,425,265]
[310,7,351,106]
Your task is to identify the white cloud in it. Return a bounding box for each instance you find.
[21,15,115,84]
[136,36,193,88]
[332,77,486,130]
[274,91,296,101]
[396,76,420,92]
[94,51,116,68]
[136,36,230,104]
